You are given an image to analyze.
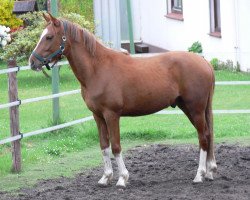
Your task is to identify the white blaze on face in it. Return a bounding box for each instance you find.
[34,28,48,52]
[29,28,48,65]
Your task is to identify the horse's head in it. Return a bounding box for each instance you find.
[29,13,67,71]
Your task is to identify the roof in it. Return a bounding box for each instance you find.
[13,0,38,14]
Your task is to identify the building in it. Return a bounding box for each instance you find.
[94,0,250,72]
[128,0,250,71]
[13,0,38,15]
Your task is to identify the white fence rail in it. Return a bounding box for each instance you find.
[0,60,68,75]
[0,116,94,145]
[0,89,81,109]
[156,109,250,115]
[215,81,250,85]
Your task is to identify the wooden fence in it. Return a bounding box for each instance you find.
[0,57,250,172]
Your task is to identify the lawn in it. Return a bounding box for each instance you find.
[0,62,250,191]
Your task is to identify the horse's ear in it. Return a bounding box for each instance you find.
[47,13,60,27]
[43,12,51,22]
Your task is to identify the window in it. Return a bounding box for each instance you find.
[209,0,221,38]
[166,0,183,21]
[172,0,183,13]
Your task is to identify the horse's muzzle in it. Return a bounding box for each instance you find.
[30,59,43,72]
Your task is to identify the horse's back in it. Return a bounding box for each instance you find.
[119,51,214,116]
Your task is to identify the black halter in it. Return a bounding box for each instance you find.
[32,21,67,70]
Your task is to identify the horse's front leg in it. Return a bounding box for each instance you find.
[104,111,129,187]
[94,114,113,186]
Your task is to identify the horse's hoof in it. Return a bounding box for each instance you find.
[205,171,214,181]
[193,174,204,183]
[207,160,217,173]
[116,173,129,188]
[211,164,217,173]
[98,173,113,186]
[193,168,206,183]
[193,178,203,183]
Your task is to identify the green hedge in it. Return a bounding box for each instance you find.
[0,12,94,63]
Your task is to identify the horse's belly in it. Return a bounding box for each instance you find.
[121,106,168,116]
[121,93,174,116]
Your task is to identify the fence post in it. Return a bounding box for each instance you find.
[8,59,21,172]
[52,67,60,124]
[126,0,135,54]
[50,0,60,124]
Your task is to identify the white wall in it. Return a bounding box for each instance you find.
[130,0,250,71]
[237,0,250,71]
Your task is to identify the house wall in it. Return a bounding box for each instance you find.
[237,0,250,71]
[120,0,141,42]
[130,0,250,71]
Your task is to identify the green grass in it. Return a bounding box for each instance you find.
[215,70,250,81]
[0,62,250,192]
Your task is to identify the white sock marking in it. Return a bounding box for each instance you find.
[193,149,207,183]
[115,152,129,187]
[98,147,113,185]
[205,158,217,180]
[115,153,127,176]
[102,147,113,176]
[199,149,207,171]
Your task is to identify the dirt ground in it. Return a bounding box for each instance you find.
[1,144,250,200]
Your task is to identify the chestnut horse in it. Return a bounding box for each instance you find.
[29,13,217,187]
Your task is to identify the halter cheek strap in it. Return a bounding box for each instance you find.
[32,21,68,70]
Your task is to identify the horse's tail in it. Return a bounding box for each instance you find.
[205,64,215,159]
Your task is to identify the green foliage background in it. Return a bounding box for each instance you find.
[59,0,94,22]
[0,0,94,62]
[0,0,23,28]
[188,41,203,53]
[0,11,94,63]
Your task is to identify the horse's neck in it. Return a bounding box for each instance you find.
[65,41,110,88]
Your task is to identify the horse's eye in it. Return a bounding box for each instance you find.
[46,35,53,40]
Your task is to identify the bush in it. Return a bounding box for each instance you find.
[210,58,219,70]
[188,41,203,54]
[210,58,241,72]
[0,0,23,29]
[0,11,94,62]
[0,12,44,62]
[61,12,95,33]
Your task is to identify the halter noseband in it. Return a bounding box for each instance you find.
[32,21,67,70]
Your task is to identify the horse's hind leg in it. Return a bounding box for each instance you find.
[205,141,217,181]
[204,91,217,180]
[192,112,209,183]
[179,98,216,182]
[205,122,217,181]
[178,101,207,182]
[94,114,113,186]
